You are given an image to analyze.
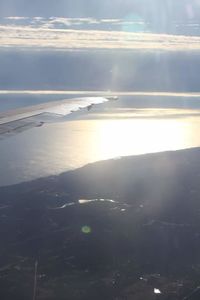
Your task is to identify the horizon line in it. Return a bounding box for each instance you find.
[1,90,200,98]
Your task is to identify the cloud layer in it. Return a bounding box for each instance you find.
[1,90,200,98]
[0,17,200,51]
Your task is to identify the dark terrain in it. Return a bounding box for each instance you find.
[1,148,200,299]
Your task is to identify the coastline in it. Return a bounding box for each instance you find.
[1,147,200,299]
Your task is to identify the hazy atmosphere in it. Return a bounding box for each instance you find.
[1,0,200,299]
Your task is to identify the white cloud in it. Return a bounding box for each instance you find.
[5,17,29,20]
[1,17,200,51]
[1,90,200,98]
[101,19,121,23]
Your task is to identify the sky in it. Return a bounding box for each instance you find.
[1,0,200,23]
[0,1,200,102]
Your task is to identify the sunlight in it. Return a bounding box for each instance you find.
[93,118,190,160]
[2,113,199,186]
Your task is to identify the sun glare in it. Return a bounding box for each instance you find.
[85,117,197,161]
[13,113,200,184]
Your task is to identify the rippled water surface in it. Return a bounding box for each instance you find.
[1,94,200,185]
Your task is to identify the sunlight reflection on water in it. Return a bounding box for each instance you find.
[48,115,200,167]
[1,109,200,185]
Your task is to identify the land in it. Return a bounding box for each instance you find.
[1,148,200,299]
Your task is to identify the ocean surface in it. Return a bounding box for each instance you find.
[1,92,200,186]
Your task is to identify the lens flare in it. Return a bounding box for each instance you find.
[81,225,92,234]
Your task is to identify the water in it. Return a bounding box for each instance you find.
[1,93,200,186]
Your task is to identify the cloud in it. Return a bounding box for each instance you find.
[1,90,200,98]
[3,17,108,29]
[0,25,200,51]
[0,17,200,51]
[5,17,29,20]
